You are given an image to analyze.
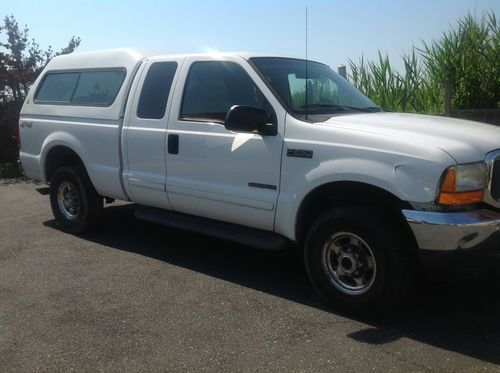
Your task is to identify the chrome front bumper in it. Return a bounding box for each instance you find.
[403,209,500,252]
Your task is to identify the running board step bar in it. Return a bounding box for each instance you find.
[135,207,289,251]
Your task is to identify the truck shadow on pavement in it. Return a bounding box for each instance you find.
[45,203,500,365]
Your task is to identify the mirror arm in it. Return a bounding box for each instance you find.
[258,122,277,136]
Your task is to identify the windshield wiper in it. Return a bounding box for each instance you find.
[359,106,382,112]
[298,104,381,113]
[298,104,343,109]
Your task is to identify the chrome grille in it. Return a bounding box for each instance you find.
[485,150,500,207]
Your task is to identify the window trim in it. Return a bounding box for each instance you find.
[136,61,178,120]
[34,67,127,107]
[178,60,276,127]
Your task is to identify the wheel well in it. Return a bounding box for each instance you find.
[295,181,414,245]
[44,146,85,182]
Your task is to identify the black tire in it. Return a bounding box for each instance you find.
[49,166,103,233]
[304,206,414,315]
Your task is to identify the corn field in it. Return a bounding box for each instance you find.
[348,11,499,114]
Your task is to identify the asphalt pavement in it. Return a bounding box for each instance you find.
[1,180,500,372]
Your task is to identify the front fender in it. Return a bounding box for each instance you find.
[275,156,450,241]
[304,158,437,202]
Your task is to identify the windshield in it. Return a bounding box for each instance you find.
[250,57,379,121]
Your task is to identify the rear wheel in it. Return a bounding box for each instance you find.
[50,166,102,233]
[304,206,414,314]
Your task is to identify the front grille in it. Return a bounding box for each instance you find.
[492,159,500,200]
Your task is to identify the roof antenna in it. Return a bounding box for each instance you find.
[305,6,309,120]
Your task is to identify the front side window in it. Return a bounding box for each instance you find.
[180,61,271,123]
[137,62,178,119]
[251,57,379,121]
[35,69,126,106]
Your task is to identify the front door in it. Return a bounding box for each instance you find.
[165,57,285,231]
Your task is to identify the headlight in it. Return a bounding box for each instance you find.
[438,162,487,206]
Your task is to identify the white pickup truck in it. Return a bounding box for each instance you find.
[19,49,500,313]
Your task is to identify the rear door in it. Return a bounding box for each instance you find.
[122,57,182,208]
[164,56,286,231]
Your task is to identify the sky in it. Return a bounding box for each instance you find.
[0,0,498,71]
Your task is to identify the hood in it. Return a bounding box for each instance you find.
[322,112,500,164]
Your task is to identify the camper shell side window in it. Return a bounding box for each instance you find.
[34,68,126,107]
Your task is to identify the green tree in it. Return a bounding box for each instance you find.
[0,14,80,165]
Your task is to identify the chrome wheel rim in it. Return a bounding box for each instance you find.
[321,232,377,295]
[57,181,80,220]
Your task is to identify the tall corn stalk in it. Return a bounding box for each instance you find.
[348,10,499,114]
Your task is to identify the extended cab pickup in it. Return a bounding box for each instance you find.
[19,49,500,313]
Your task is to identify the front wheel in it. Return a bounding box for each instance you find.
[304,206,414,314]
[50,166,103,233]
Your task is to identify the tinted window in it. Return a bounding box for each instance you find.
[137,62,178,119]
[72,70,126,105]
[180,61,269,122]
[35,69,126,106]
[288,72,339,108]
[251,57,378,121]
[35,72,79,102]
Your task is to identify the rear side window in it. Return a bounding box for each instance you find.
[35,72,79,102]
[35,69,126,106]
[72,70,126,105]
[137,62,178,119]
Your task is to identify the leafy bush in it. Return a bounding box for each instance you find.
[0,15,80,163]
[349,11,499,114]
[0,161,20,178]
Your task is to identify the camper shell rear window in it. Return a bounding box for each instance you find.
[35,68,126,106]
